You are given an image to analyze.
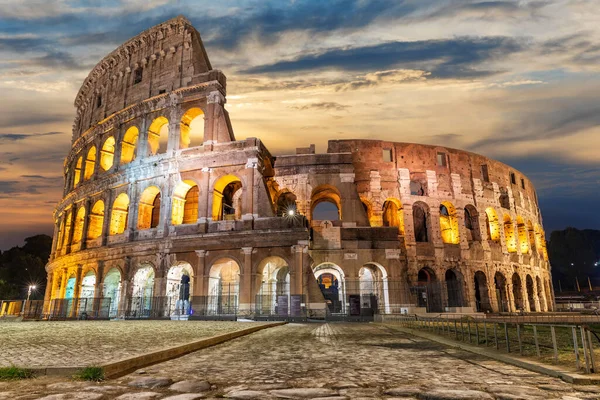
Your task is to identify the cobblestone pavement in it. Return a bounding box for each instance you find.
[0,321,264,368]
[2,323,600,399]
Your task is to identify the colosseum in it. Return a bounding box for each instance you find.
[43,16,553,320]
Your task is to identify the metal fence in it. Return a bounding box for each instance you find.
[388,314,600,374]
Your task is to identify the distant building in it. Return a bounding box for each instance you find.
[43,17,553,319]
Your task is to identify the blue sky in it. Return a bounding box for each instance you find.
[0,0,599,249]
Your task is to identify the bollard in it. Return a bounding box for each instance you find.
[551,326,558,364]
[533,325,540,358]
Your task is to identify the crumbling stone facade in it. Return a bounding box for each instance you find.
[45,16,553,319]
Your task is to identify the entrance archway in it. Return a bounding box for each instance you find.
[416,267,442,312]
[80,271,96,298]
[359,263,390,314]
[445,269,464,308]
[314,263,345,314]
[526,275,536,312]
[512,273,524,311]
[103,268,121,318]
[131,266,155,317]
[208,258,240,315]
[494,272,509,312]
[256,257,290,316]
[166,263,194,315]
[474,271,491,312]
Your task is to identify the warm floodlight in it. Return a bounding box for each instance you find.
[288,210,295,216]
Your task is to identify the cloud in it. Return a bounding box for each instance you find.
[242,37,525,79]
[291,102,349,111]
[0,131,64,142]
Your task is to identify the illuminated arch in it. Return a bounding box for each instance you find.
[147,116,169,155]
[464,205,481,242]
[212,175,243,221]
[180,107,205,149]
[72,206,86,245]
[382,198,404,235]
[172,180,199,225]
[485,207,500,242]
[256,256,290,315]
[99,136,115,171]
[516,216,529,253]
[87,200,105,240]
[84,146,96,180]
[311,185,341,221]
[166,262,194,315]
[440,201,460,244]
[73,156,82,187]
[138,186,161,229]
[120,126,139,164]
[103,268,122,317]
[110,193,129,235]
[60,209,72,251]
[79,270,96,298]
[208,258,241,315]
[275,190,298,217]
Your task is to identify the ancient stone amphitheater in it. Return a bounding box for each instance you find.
[43,16,553,320]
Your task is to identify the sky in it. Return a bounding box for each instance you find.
[0,0,599,250]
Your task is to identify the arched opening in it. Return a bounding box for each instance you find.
[413,202,429,242]
[527,220,536,251]
[517,216,529,253]
[180,107,205,149]
[64,274,76,299]
[526,275,536,312]
[275,191,298,217]
[534,224,544,257]
[464,205,481,242]
[360,197,373,226]
[87,200,105,240]
[138,186,161,229]
[147,116,169,155]
[474,271,491,312]
[494,272,509,312]
[120,126,139,164]
[311,185,341,222]
[73,156,82,187]
[485,207,500,242]
[536,276,546,311]
[445,269,464,308]
[172,180,199,225]
[84,146,96,180]
[440,201,460,244]
[358,263,389,315]
[109,193,129,235]
[314,263,345,314]
[102,268,121,318]
[79,270,96,299]
[131,266,155,317]
[416,267,442,312]
[72,206,86,245]
[504,215,517,253]
[100,136,115,171]
[212,175,243,221]
[256,257,290,316]
[166,263,194,316]
[208,258,241,315]
[382,198,404,234]
[512,273,524,311]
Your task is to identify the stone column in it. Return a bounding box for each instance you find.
[239,247,253,316]
[50,220,60,261]
[243,159,257,222]
[101,191,113,246]
[65,208,76,254]
[71,265,83,317]
[456,208,470,250]
[80,200,91,250]
[110,124,124,173]
[126,182,139,240]
[199,168,211,230]
[93,262,105,316]
[42,271,53,315]
[194,250,207,297]
[59,271,68,299]
[292,245,306,296]
[429,206,443,248]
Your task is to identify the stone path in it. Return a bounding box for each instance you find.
[0,321,264,367]
[2,322,600,399]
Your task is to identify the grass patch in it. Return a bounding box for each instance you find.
[73,366,104,382]
[0,366,34,380]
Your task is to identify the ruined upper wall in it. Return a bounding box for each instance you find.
[73,16,215,140]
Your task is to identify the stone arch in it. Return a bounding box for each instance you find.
[72,206,86,245]
[512,273,524,311]
[464,205,481,242]
[131,264,156,316]
[416,266,442,312]
[73,156,83,187]
[526,274,536,312]
[110,193,129,235]
[504,214,517,253]
[60,209,73,252]
[311,185,341,221]
[382,198,404,235]
[360,197,374,226]
[166,262,194,315]
[87,200,104,240]
[147,116,169,155]
[79,270,96,299]
[138,186,161,229]
[100,136,115,171]
[256,256,290,315]
[102,267,122,317]
[212,174,243,221]
[172,180,199,225]
[445,269,464,308]
[474,271,491,312]
[440,201,460,244]
[208,258,241,315]
[64,272,77,300]
[494,271,509,312]
[413,202,429,243]
[313,262,346,314]
[516,216,529,253]
[121,126,139,164]
[180,107,205,149]
[275,190,298,217]
[84,146,96,180]
[360,262,390,314]
[485,207,500,242]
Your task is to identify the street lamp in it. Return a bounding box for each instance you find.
[20,285,36,315]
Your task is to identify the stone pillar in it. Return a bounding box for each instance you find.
[65,208,76,254]
[50,221,60,261]
[71,265,83,317]
[456,208,470,250]
[80,200,91,250]
[42,271,53,315]
[292,245,305,296]
[239,247,253,315]
[199,168,211,229]
[194,250,207,296]
[243,159,256,221]
[153,252,168,298]
[127,182,139,240]
[110,124,124,173]
[101,191,113,246]
[429,206,443,247]
[93,262,105,315]
[59,271,68,299]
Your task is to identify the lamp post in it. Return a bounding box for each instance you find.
[20,285,36,315]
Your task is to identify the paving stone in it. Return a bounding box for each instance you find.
[114,393,161,400]
[83,385,128,392]
[169,380,211,393]
[270,388,338,398]
[128,377,173,389]
[46,383,87,390]
[538,384,572,392]
[487,384,548,399]
[420,389,494,399]
[225,390,271,399]
[36,393,104,400]
[385,387,422,396]
[572,386,600,393]
[162,394,207,400]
